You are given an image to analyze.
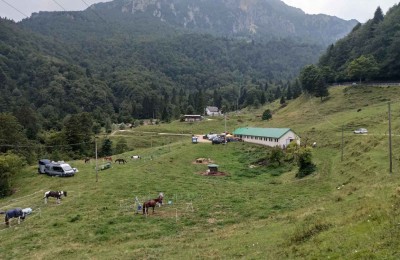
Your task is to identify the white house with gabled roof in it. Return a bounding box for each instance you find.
[205,106,222,116]
[233,127,300,148]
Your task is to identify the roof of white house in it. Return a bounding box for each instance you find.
[233,127,297,139]
[206,106,219,112]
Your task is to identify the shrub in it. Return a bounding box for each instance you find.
[262,109,272,120]
[0,153,24,197]
[296,147,316,178]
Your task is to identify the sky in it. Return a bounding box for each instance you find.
[0,0,399,23]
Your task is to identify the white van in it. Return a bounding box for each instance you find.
[44,162,76,177]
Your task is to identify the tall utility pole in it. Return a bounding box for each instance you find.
[389,102,393,174]
[95,136,98,182]
[341,125,344,162]
[224,114,227,133]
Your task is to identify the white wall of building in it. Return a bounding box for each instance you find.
[239,130,300,148]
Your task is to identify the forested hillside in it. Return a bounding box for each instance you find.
[0,0,357,168]
[318,4,400,82]
[2,3,329,128]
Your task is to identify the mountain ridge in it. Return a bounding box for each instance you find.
[25,0,357,45]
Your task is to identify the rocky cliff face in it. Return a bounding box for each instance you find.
[92,0,357,44]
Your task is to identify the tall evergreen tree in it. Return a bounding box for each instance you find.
[100,138,113,157]
[274,86,282,100]
[260,92,267,105]
[286,85,293,100]
[373,6,384,23]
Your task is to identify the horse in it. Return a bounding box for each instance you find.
[143,193,164,215]
[43,190,67,204]
[1,208,29,226]
[131,155,141,160]
[104,156,113,161]
[115,158,127,164]
[84,158,90,163]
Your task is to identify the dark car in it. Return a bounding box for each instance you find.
[212,137,225,144]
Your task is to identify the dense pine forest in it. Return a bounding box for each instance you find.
[317,5,400,82]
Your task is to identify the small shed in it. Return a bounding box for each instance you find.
[184,115,203,122]
[207,164,219,173]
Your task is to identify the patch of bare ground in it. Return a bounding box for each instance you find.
[193,158,214,164]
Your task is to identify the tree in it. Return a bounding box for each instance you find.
[373,6,384,23]
[296,147,316,178]
[300,65,320,94]
[0,153,23,197]
[292,79,302,99]
[115,138,128,154]
[63,112,93,157]
[274,86,282,100]
[315,78,329,101]
[286,85,293,100]
[104,118,112,134]
[269,146,284,166]
[300,65,329,100]
[280,96,286,104]
[347,55,379,83]
[262,109,272,120]
[260,91,267,105]
[0,113,29,154]
[100,138,113,157]
[13,105,41,140]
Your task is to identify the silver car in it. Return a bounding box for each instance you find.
[354,128,368,134]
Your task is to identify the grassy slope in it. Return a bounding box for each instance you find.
[2,85,400,259]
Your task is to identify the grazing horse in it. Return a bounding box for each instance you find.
[104,156,113,161]
[143,193,164,215]
[2,208,26,226]
[131,155,141,160]
[44,191,67,204]
[84,158,90,163]
[115,158,127,164]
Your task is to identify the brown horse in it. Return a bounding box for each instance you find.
[84,158,90,163]
[143,193,164,215]
[104,156,112,161]
[115,158,127,164]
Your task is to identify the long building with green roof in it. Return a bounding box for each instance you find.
[233,127,300,148]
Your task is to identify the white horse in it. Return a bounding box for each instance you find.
[131,155,141,159]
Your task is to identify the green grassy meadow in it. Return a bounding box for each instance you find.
[2,85,400,259]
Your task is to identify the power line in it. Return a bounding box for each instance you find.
[80,0,107,23]
[0,141,92,149]
[0,0,29,19]
[51,0,66,11]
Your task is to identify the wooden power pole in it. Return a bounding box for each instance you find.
[389,102,393,174]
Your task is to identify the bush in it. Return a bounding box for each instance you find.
[262,109,272,120]
[0,153,24,197]
[296,147,316,178]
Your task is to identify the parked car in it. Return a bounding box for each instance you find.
[212,137,225,144]
[354,128,368,134]
[38,159,51,174]
[207,134,218,140]
[44,162,76,177]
